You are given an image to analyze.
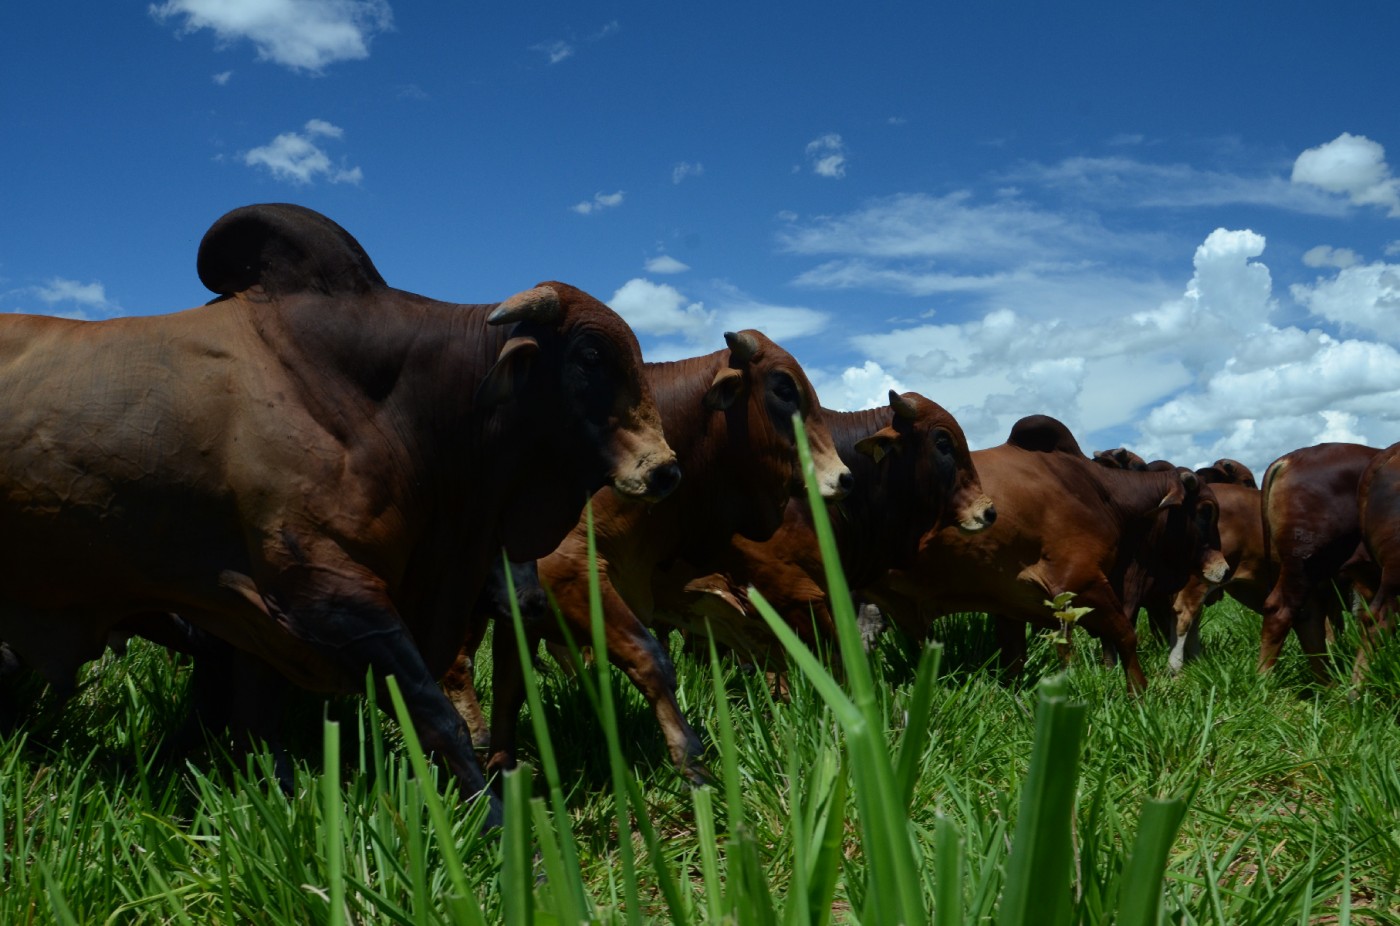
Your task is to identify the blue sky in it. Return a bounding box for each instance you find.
[5,2,1400,474]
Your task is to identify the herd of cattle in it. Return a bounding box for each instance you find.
[3,204,1399,823]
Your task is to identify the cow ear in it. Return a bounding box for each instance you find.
[703,367,746,411]
[476,336,539,409]
[855,427,903,463]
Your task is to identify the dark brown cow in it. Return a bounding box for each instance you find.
[1258,442,1380,680]
[1093,447,1149,471]
[1163,481,1268,673]
[0,203,678,822]
[868,416,1226,693]
[480,332,851,779]
[1351,443,1400,683]
[661,391,994,664]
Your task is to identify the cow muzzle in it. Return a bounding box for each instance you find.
[612,451,682,502]
[1200,550,1230,586]
[957,495,997,533]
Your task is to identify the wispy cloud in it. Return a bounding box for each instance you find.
[805,133,847,178]
[645,254,690,274]
[533,19,620,65]
[243,119,362,185]
[150,0,393,74]
[211,70,232,85]
[571,190,624,215]
[672,161,704,184]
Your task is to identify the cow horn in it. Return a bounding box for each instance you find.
[724,330,761,365]
[889,390,919,420]
[488,285,563,326]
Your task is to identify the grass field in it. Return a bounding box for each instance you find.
[4,587,1400,924]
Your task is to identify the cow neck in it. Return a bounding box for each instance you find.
[641,350,743,556]
[1089,464,1183,522]
[818,407,904,585]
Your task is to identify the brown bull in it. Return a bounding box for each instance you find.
[0,203,678,823]
[1352,443,1400,683]
[1164,481,1268,673]
[1258,442,1380,680]
[869,416,1226,693]
[659,390,994,663]
[476,331,850,780]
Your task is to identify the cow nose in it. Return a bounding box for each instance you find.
[837,470,855,495]
[646,461,682,500]
[982,504,997,526]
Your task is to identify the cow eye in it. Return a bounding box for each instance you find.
[934,431,954,455]
[579,346,602,368]
[772,373,799,404]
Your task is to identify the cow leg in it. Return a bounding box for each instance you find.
[1076,581,1146,694]
[1167,578,1210,675]
[1258,571,1304,672]
[485,620,528,774]
[992,615,1028,679]
[1350,582,1396,687]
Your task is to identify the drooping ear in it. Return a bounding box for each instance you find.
[703,366,746,411]
[855,426,903,463]
[488,285,563,326]
[475,336,540,409]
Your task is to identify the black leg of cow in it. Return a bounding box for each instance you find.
[485,619,528,775]
[992,615,1028,681]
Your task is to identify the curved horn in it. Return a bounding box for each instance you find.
[889,390,919,421]
[724,330,761,365]
[488,285,563,326]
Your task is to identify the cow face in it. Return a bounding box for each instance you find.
[854,391,995,555]
[1160,469,1230,586]
[484,282,679,557]
[705,330,851,542]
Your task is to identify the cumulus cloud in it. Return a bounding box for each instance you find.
[672,161,704,184]
[609,278,829,361]
[1291,261,1400,340]
[243,119,362,185]
[805,133,847,178]
[645,255,690,274]
[571,191,624,215]
[150,0,393,73]
[817,223,1400,473]
[1302,245,1359,269]
[1292,132,1400,216]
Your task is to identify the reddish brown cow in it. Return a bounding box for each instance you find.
[1164,481,1268,672]
[1353,443,1400,682]
[1196,458,1258,489]
[0,204,677,821]
[868,416,1226,693]
[481,332,851,780]
[652,391,995,665]
[1258,442,1380,680]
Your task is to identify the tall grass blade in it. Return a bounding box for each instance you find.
[322,717,347,926]
[1116,796,1188,926]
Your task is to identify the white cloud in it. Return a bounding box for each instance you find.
[533,39,573,64]
[1302,245,1359,269]
[212,70,232,85]
[805,133,847,178]
[34,278,113,310]
[808,361,907,413]
[150,0,392,73]
[571,191,624,215]
[1291,261,1400,340]
[672,161,704,184]
[243,119,362,185]
[610,279,829,361]
[644,255,690,274]
[1291,132,1400,216]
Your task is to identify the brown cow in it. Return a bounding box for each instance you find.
[481,332,851,780]
[1352,443,1400,683]
[868,416,1226,693]
[0,203,677,823]
[1258,442,1380,680]
[1196,458,1258,489]
[658,391,994,665]
[1163,481,1268,673]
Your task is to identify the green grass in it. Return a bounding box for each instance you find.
[6,445,1400,925]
